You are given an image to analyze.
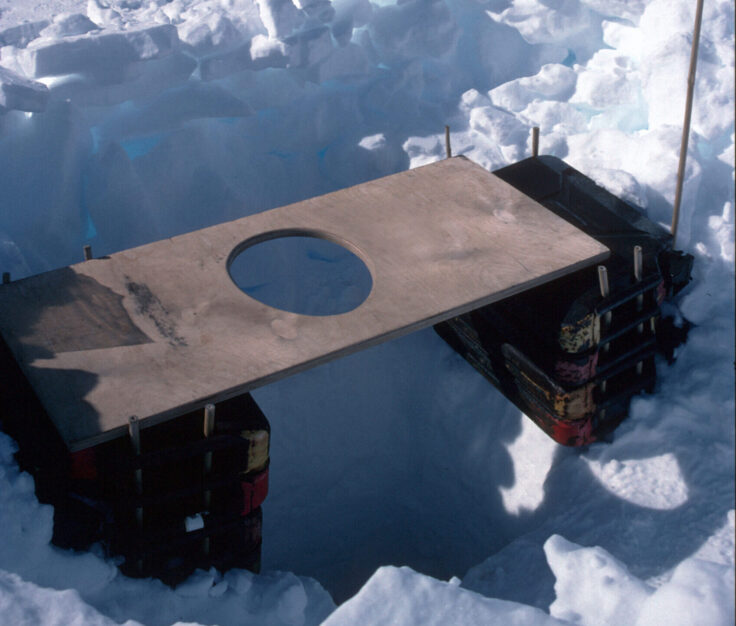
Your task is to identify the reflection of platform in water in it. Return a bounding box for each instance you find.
[0,156,609,451]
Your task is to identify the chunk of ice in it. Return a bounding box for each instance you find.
[0,66,49,113]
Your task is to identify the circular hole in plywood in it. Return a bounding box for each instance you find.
[228,231,373,316]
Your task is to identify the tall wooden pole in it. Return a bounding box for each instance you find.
[671,0,705,248]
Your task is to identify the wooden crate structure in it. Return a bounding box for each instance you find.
[435,156,693,445]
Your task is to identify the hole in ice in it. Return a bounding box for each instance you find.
[252,330,532,604]
[228,232,373,316]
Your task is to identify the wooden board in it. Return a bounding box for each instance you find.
[0,157,609,450]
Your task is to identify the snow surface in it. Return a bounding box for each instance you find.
[0,0,733,623]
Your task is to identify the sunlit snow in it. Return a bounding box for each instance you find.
[500,414,558,516]
[584,453,689,510]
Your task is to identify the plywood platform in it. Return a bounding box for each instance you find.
[0,157,609,451]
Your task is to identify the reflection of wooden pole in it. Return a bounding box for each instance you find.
[634,246,644,333]
[445,126,452,158]
[128,415,144,572]
[532,127,540,157]
[202,404,215,556]
[203,403,215,476]
[128,416,143,522]
[671,0,705,248]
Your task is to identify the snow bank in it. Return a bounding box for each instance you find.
[546,535,735,626]
[322,566,565,625]
[0,570,138,626]
[0,0,733,623]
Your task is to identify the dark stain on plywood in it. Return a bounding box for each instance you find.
[125,278,187,347]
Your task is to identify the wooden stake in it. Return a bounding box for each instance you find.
[597,266,610,298]
[128,416,141,456]
[203,403,215,438]
[532,127,540,157]
[598,266,612,351]
[444,125,452,158]
[2,272,9,284]
[83,245,93,261]
[671,0,705,248]
[633,246,643,282]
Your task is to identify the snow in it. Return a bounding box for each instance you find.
[545,535,655,626]
[0,570,141,626]
[322,566,566,625]
[583,452,690,510]
[0,0,733,624]
[19,24,179,79]
[546,535,735,626]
